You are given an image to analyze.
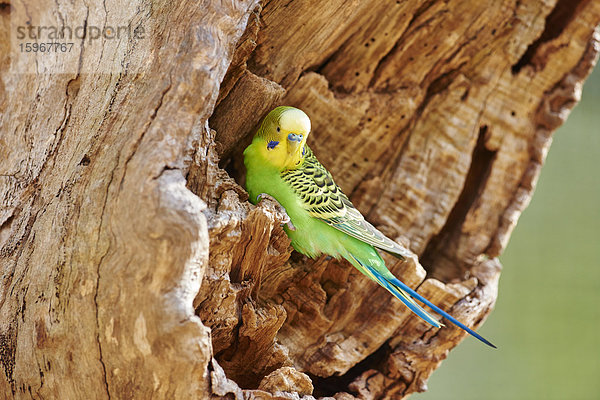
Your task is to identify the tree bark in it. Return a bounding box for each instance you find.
[1,1,598,399]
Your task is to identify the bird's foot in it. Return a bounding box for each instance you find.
[256,193,296,231]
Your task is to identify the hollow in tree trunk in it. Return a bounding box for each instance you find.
[1,0,599,399]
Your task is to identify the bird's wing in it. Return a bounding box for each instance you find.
[281,146,410,260]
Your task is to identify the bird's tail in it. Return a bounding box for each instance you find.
[347,253,496,348]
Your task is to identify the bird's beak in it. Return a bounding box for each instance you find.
[287,133,303,156]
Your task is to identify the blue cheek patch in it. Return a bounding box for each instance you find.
[302,146,306,156]
[267,140,279,150]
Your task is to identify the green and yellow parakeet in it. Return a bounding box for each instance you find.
[243,106,495,348]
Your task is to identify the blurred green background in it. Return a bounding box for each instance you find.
[417,64,600,400]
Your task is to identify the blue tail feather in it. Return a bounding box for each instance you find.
[372,269,442,328]
[349,254,440,327]
[389,276,497,348]
[347,253,496,348]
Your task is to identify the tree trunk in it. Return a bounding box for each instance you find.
[1,0,598,399]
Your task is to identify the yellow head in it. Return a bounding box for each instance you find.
[253,106,311,171]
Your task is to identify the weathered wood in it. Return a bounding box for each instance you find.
[1,0,258,398]
[203,0,600,398]
[1,0,598,399]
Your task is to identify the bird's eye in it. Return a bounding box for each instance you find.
[276,127,280,132]
[267,140,279,150]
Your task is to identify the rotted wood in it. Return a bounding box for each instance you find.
[195,0,600,398]
[0,0,258,399]
[1,1,598,400]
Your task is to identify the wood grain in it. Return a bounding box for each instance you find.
[203,0,600,398]
[1,0,598,399]
[0,0,258,398]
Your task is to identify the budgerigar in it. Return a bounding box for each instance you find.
[243,106,495,348]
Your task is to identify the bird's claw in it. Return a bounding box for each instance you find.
[256,193,269,202]
[285,220,297,231]
[256,193,296,231]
